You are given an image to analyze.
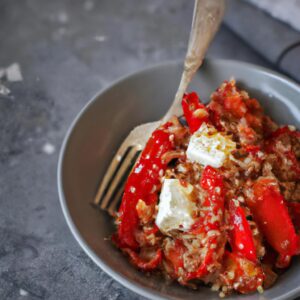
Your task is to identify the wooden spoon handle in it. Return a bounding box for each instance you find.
[162,0,225,122]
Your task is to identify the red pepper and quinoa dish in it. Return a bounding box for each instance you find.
[113,80,300,297]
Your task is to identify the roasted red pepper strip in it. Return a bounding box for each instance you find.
[228,199,257,262]
[164,239,185,277]
[123,248,162,271]
[187,166,225,279]
[117,123,175,249]
[220,251,264,294]
[182,92,209,133]
[249,177,299,256]
[287,202,300,230]
[201,165,224,191]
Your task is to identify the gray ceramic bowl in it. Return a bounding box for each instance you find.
[58,59,300,300]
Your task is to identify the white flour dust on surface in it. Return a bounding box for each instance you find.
[94,35,107,42]
[57,11,69,24]
[42,142,56,155]
[0,83,10,96]
[19,289,29,296]
[6,63,23,82]
[0,63,23,97]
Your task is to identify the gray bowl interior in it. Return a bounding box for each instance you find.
[58,59,300,300]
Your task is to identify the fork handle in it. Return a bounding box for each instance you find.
[162,0,225,122]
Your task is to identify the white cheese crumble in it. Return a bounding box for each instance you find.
[155,179,195,234]
[186,123,236,168]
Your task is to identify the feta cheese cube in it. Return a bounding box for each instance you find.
[155,179,195,234]
[186,123,236,168]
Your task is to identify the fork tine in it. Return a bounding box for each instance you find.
[107,186,124,216]
[105,149,141,215]
[94,145,140,211]
[100,146,140,210]
[93,121,158,212]
[93,145,133,206]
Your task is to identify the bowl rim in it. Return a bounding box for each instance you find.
[57,58,300,300]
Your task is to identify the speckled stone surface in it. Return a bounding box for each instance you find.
[0,1,281,299]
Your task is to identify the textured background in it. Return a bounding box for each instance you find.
[246,0,300,31]
[0,0,292,299]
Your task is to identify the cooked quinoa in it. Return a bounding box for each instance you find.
[114,80,300,297]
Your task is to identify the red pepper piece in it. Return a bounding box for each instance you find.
[276,253,291,269]
[269,126,300,139]
[143,224,159,236]
[249,177,299,256]
[245,112,263,130]
[186,245,216,280]
[182,92,209,133]
[287,202,300,230]
[123,248,162,271]
[265,126,300,179]
[244,144,261,155]
[244,145,263,163]
[117,124,175,249]
[223,95,247,119]
[286,150,300,177]
[211,81,248,119]
[164,239,185,277]
[200,165,224,191]
[220,251,264,294]
[208,106,223,131]
[228,199,257,262]
[187,166,225,280]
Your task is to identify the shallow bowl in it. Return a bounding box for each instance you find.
[58,59,300,300]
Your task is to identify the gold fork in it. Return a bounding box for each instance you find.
[93,0,225,215]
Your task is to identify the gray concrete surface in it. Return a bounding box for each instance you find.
[0,0,280,299]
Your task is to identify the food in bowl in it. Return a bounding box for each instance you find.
[113,79,300,297]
